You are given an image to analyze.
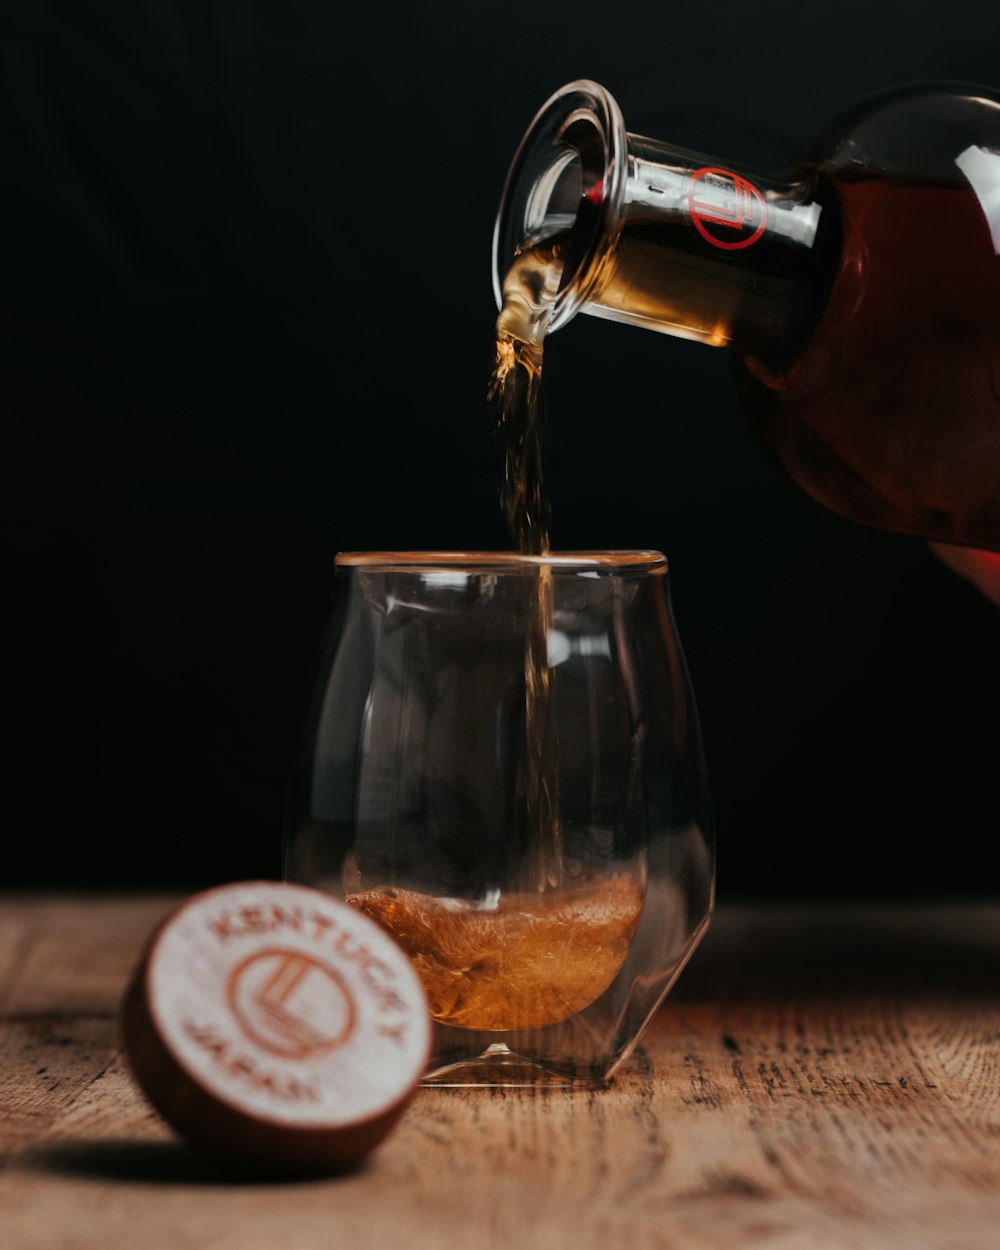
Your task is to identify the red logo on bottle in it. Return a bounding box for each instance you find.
[688,167,768,250]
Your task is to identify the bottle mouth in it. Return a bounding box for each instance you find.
[491,80,627,336]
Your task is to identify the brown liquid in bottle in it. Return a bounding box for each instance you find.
[736,173,1000,550]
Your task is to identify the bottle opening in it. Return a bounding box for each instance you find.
[491,80,627,336]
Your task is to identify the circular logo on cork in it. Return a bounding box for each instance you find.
[226,948,356,1059]
[688,167,768,250]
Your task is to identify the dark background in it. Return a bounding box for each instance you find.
[3,1,999,899]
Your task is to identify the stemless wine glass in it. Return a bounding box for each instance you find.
[283,551,714,1086]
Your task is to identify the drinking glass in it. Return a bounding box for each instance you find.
[283,551,714,1085]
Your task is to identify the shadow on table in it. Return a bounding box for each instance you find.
[23,1138,363,1186]
[674,899,1000,1002]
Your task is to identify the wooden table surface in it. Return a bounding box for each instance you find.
[1,892,998,1250]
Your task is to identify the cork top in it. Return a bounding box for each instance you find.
[122,880,432,1174]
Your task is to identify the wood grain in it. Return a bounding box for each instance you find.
[1,893,998,1249]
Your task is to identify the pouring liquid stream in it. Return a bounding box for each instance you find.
[489,235,562,895]
[348,233,645,1032]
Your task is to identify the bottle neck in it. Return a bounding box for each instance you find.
[492,82,841,371]
[582,138,839,370]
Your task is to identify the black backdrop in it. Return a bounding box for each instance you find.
[4,1,999,898]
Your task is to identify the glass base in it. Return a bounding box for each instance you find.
[423,1042,609,1089]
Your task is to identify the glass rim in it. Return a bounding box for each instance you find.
[335,549,667,572]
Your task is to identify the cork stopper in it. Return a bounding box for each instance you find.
[122,880,431,1174]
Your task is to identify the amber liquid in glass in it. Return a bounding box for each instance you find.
[348,878,643,1030]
